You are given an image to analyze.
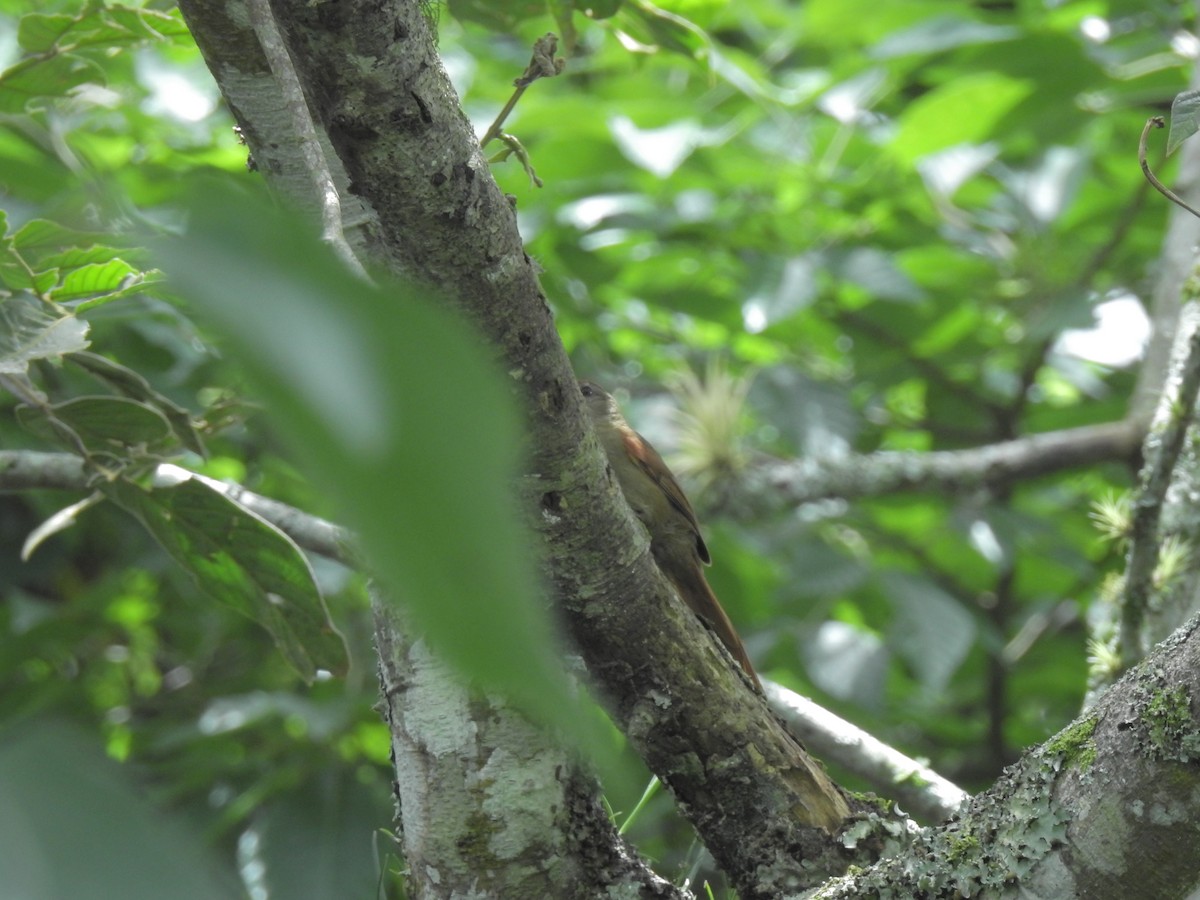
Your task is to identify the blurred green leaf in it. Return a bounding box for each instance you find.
[16,12,77,53]
[0,53,104,112]
[0,297,90,375]
[446,0,544,30]
[255,770,397,899]
[871,15,1019,58]
[1167,88,1200,157]
[151,178,573,731]
[891,72,1035,163]
[888,572,975,695]
[12,219,112,257]
[0,719,236,900]
[17,5,188,53]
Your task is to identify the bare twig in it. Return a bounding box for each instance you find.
[1140,116,1200,221]
[479,33,565,150]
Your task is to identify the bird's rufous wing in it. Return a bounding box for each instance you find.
[618,424,711,565]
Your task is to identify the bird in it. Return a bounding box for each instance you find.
[579,380,762,692]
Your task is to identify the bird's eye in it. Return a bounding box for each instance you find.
[580,383,593,397]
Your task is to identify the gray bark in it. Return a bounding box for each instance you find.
[811,616,1200,899]
[373,597,682,899]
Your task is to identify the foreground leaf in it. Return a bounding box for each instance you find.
[0,719,236,900]
[151,178,571,732]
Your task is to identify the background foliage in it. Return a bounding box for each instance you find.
[0,0,1191,895]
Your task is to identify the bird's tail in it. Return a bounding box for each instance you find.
[665,561,762,693]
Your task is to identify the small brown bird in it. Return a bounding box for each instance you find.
[580,380,762,692]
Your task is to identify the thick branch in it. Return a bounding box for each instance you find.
[175,0,374,257]
[814,615,1200,898]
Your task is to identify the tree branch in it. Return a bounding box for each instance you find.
[244,0,368,277]
[1122,305,1200,664]
[373,594,685,899]
[813,613,1200,897]
[0,452,354,564]
[741,418,1142,511]
[766,683,968,823]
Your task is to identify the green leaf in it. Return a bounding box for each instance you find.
[72,270,163,312]
[106,476,348,682]
[256,771,397,899]
[0,54,105,113]
[89,6,192,45]
[13,219,112,257]
[0,719,237,900]
[37,244,134,270]
[16,12,78,53]
[17,395,173,449]
[150,178,571,731]
[18,5,189,54]
[571,0,624,19]
[0,298,90,375]
[445,0,544,30]
[1167,88,1200,157]
[31,269,60,295]
[887,571,975,695]
[871,15,1018,58]
[69,351,206,456]
[49,258,138,301]
[831,246,925,304]
[891,72,1035,164]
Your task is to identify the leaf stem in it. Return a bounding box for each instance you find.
[1140,116,1200,221]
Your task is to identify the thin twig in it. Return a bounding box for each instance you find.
[1140,116,1200,221]
[1120,314,1200,665]
[479,33,565,149]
